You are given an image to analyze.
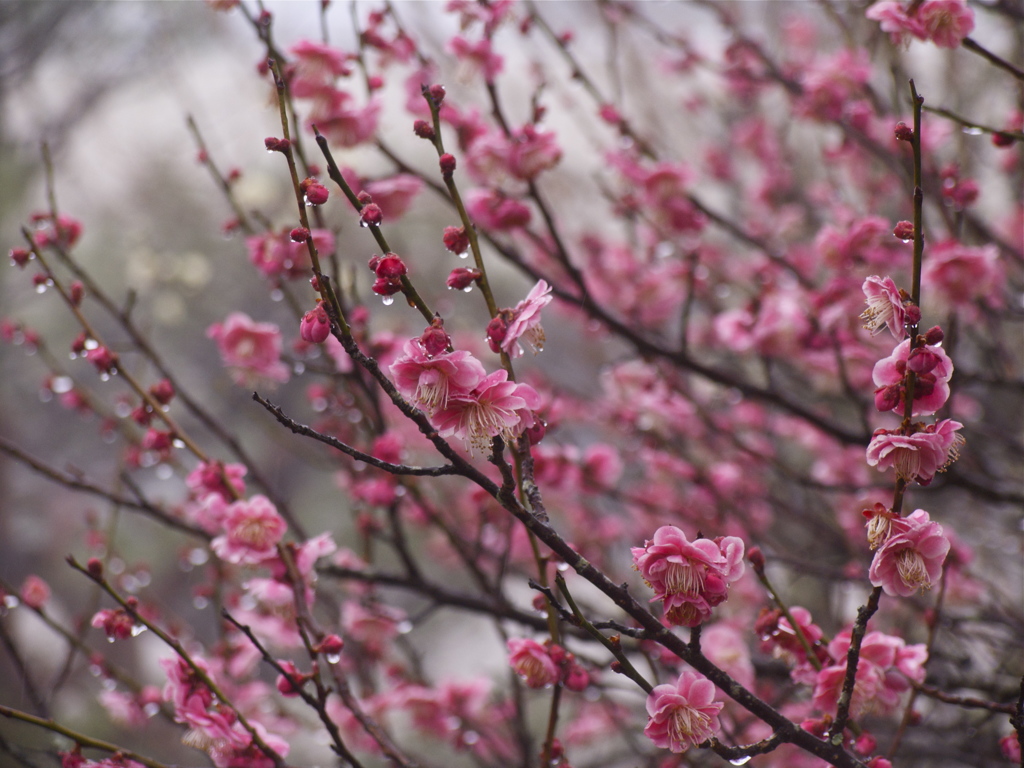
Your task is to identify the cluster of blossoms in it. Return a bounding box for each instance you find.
[631,525,745,628]
[866,0,975,48]
[506,638,589,691]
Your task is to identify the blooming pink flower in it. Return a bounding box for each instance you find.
[245,228,334,280]
[447,35,504,82]
[496,280,553,358]
[211,495,286,565]
[430,370,541,452]
[341,601,405,659]
[922,240,1002,315]
[918,0,974,48]
[872,338,953,416]
[643,669,723,753]
[390,339,487,415]
[288,40,352,99]
[508,125,562,180]
[207,313,289,388]
[507,638,560,688]
[186,460,247,501]
[866,2,927,45]
[632,526,745,627]
[363,174,423,219]
[91,608,136,640]
[865,419,963,485]
[312,91,380,148]
[861,275,907,339]
[869,509,950,596]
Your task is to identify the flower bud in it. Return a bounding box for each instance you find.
[149,379,175,405]
[904,304,921,325]
[906,347,940,375]
[265,137,291,153]
[442,226,470,254]
[525,419,546,446]
[372,277,402,296]
[747,546,766,573]
[87,558,104,578]
[300,304,331,344]
[893,220,914,241]
[446,267,481,290]
[69,281,85,306]
[375,253,407,279]
[357,191,373,206]
[439,153,457,179]
[894,122,913,142]
[486,315,509,353]
[360,203,383,227]
[9,248,31,268]
[304,182,329,206]
[413,120,436,141]
[992,131,1015,147]
[923,325,944,345]
[419,319,451,357]
[874,384,902,412]
[290,227,310,243]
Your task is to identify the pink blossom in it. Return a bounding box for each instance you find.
[186,460,247,502]
[300,303,331,344]
[507,638,560,688]
[919,0,974,48]
[313,91,380,147]
[869,509,950,596]
[208,722,290,768]
[447,35,504,82]
[872,338,953,416]
[160,656,249,749]
[341,601,405,659]
[500,280,553,358]
[643,669,723,753]
[207,313,289,388]
[19,575,50,609]
[465,188,532,230]
[390,339,487,415]
[631,526,745,627]
[91,608,136,640]
[430,369,541,451]
[288,40,352,99]
[861,275,907,339]
[508,125,562,180]
[363,175,423,219]
[866,419,963,485]
[813,630,926,717]
[922,240,1002,314]
[211,495,286,565]
[866,2,926,45]
[1000,734,1022,763]
[245,228,334,280]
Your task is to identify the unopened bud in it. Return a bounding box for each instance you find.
[428,83,446,106]
[419,319,450,357]
[992,131,1015,148]
[149,379,175,405]
[923,325,944,345]
[290,227,310,243]
[9,248,31,268]
[747,546,766,573]
[439,153,457,179]
[413,120,436,141]
[904,304,921,325]
[87,558,104,578]
[446,267,480,290]
[360,203,383,227]
[443,226,470,254]
[264,137,291,153]
[69,281,85,306]
[374,253,407,279]
[894,122,914,142]
[893,220,914,240]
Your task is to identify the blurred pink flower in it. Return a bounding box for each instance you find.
[869,509,949,596]
[644,669,723,753]
[288,39,352,99]
[507,638,559,688]
[211,495,286,565]
[19,575,50,609]
[919,0,974,48]
[465,188,532,230]
[922,240,1002,314]
[508,125,562,180]
[186,460,247,502]
[447,35,504,82]
[207,313,290,388]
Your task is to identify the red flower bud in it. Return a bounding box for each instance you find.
[290,227,310,243]
[87,558,104,578]
[413,120,436,141]
[894,122,913,142]
[428,83,446,106]
[923,325,944,345]
[264,137,291,153]
[419,319,451,357]
[149,379,175,405]
[874,384,902,412]
[9,248,31,268]
[357,191,373,205]
[69,281,85,306]
[442,226,470,254]
[300,304,331,344]
[304,182,329,206]
[316,634,345,656]
[374,253,407,279]
[906,347,940,374]
[446,267,481,291]
[992,131,1015,147]
[371,277,402,296]
[904,304,921,325]
[439,153,457,179]
[486,315,509,353]
[360,203,383,227]
[747,546,766,572]
[892,220,914,241]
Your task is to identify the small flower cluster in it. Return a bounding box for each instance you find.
[506,638,589,691]
[631,526,745,627]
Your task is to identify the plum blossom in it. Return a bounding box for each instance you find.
[919,0,974,48]
[869,509,950,596]
[813,630,926,718]
[207,313,289,388]
[211,495,286,565]
[487,280,553,358]
[507,638,560,688]
[390,339,487,415]
[643,669,723,753]
[464,188,531,230]
[865,419,964,485]
[186,460,247,502]
[246,228,334,280]
[632,526,745,627]
[430,369,542,452]
[922,240,1002,315]
[19,575,50,609]
[872,338,953,416]
[861,275,908,339]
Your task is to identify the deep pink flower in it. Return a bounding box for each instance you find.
[872,338,953,416]
[631,526,745,627]
[207,313,289,388]
[91,608,136,640]
[430,370,541,451]
[865,419,964,485]
[508,125,562,180]
[499,280,553,358]
[922,240,1002,314]
[465,188,532,230]
[643,669,722,753]
[245,229,334,280]
[288,40,352,99]
[861,275,907,339]
[869,509,950,596]
[211,495,286,565]
[866,2,927,45]
[300,304,331,344]
[389,339,487,415]
[186,460,247,502]
[919,0,974,48]
[507,638,559,688]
